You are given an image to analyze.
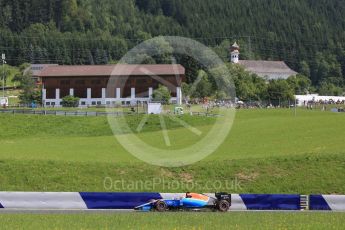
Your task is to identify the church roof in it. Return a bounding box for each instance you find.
[231,42,239,49]
[239,60,297,80]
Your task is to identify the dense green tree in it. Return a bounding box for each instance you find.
[61,95,80,107]
[190,70,212,99]
[227,64,267,101]
[299,61,311,78]
[208,64,236,100]
[179,54,201,84]
[0,0,344,90]
[287,74,312,95]
[12,63,41,104]
[181,82,191,100]
[310,52,343,85]
[318,81,343,96]
[267,79,294,102]
[152,84,171,104]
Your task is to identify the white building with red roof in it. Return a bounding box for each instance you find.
[38,64,185,107]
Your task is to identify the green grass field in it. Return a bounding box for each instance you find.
[0,109,344,193]
[0,108,345,229]
[0,212,344,230]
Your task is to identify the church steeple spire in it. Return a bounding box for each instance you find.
[230,42,240,63]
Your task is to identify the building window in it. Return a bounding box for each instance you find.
[75,80,85,85]
[136,78,147,84]
[60,80,70,85]
[108,79,116,85]
[74,88,87,98]
[91,80,101,85]
[118,79,127,87]
[46,88,56,99]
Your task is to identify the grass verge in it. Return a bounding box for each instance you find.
[0,212,344,230]
[0,109,344,193]
[0,153,344,194]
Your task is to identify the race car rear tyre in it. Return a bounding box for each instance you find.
[217,200,230,212]
[155,200,168,212]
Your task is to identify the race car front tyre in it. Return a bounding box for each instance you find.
[155,200,168,212]
[217,200,230,212]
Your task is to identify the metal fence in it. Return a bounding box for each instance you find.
[0,109,136,117]
[0,109,221,117]
[189,111,221,117]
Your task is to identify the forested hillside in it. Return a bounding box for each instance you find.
[0,0,344,89]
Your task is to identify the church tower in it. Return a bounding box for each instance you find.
[230,42,240,63]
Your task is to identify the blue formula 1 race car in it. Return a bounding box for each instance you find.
[135,192,231,212]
